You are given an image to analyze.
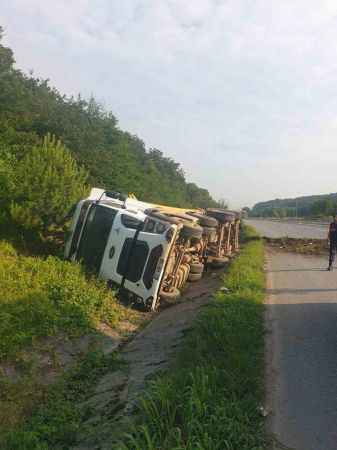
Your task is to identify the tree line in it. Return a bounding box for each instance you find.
[0,26,218,243]
[249,193,337,218]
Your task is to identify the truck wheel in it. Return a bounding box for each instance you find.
[145,209,180,225]
[159,287,181,304]
[164,212,196,222]
[180,264,190,284]
[187,212,218,228]
[206,209,236,224]
[188,272,202,281]
[190,262,204,274]
[202,226,217,238]
[180,223,203,239]
[210,256,229,268]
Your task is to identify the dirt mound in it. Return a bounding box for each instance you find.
[265,237,328,255]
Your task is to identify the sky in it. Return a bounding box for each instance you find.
[2,0,337,208]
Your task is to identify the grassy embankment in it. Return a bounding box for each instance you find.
[0,240,143,449]
[117,225,266,450]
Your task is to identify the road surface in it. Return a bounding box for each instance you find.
[266,250,337,450]
[246,219,327,239]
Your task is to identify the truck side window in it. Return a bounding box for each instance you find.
[143,245,163,289]
[117,238,149,282]
[121,214,143,230]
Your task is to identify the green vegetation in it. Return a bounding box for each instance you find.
[116,226,266,450]
[0,240,126,360]
[0,240,142,446]
[251,193,337,218]
[10,134,88,235]
[0,26,217,223]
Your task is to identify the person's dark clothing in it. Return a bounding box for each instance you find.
[329,222,337,242]
[328,222,337,267]
[329,241,337,267]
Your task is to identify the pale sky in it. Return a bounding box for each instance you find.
[2,1,337,207]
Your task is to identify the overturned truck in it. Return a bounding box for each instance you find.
[65,189,241,310]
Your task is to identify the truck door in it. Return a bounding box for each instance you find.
[102,217,176,309]
[122,230,175,308]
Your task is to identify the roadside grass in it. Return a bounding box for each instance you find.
[0,240,127,360]
[116,225,266,450]
[0,240,142,446]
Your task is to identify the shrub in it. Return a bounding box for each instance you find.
[10,134,88,235]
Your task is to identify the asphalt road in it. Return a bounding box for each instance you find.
[266,251,337,450]
[246,219,327,239]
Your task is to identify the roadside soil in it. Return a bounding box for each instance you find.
[72,269,224,450]
[264,237,328,256]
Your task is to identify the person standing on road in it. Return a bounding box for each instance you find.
[327,214,337,271]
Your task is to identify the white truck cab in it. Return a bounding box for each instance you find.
[65,189,186,310]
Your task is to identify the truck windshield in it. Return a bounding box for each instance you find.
[69,200,92,258]
[76,204,117,274]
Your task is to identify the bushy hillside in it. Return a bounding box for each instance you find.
[0,27,217,210]
[251,192,337,218]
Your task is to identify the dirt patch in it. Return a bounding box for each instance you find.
[0,317,143,388]
[264,237,328,255]
[72,270,224,450]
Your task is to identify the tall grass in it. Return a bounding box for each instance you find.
[117,226,266,450]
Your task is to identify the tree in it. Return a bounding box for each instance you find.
[0,148,16,224]
[311,198,333,217]
[218,198,228,209]
[10,134,88,234]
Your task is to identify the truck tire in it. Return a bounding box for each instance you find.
[165,212,196,222]
[180,223,203,239]
[202,226,217,238]
[145,209,180,225]
[188,272,202,282]
[206,209,235,224]
[190,262,204,274]
[187,212,218,228]
[159,287,181,303]
[210,256,229,267]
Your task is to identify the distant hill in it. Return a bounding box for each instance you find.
[251,193,337,218]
